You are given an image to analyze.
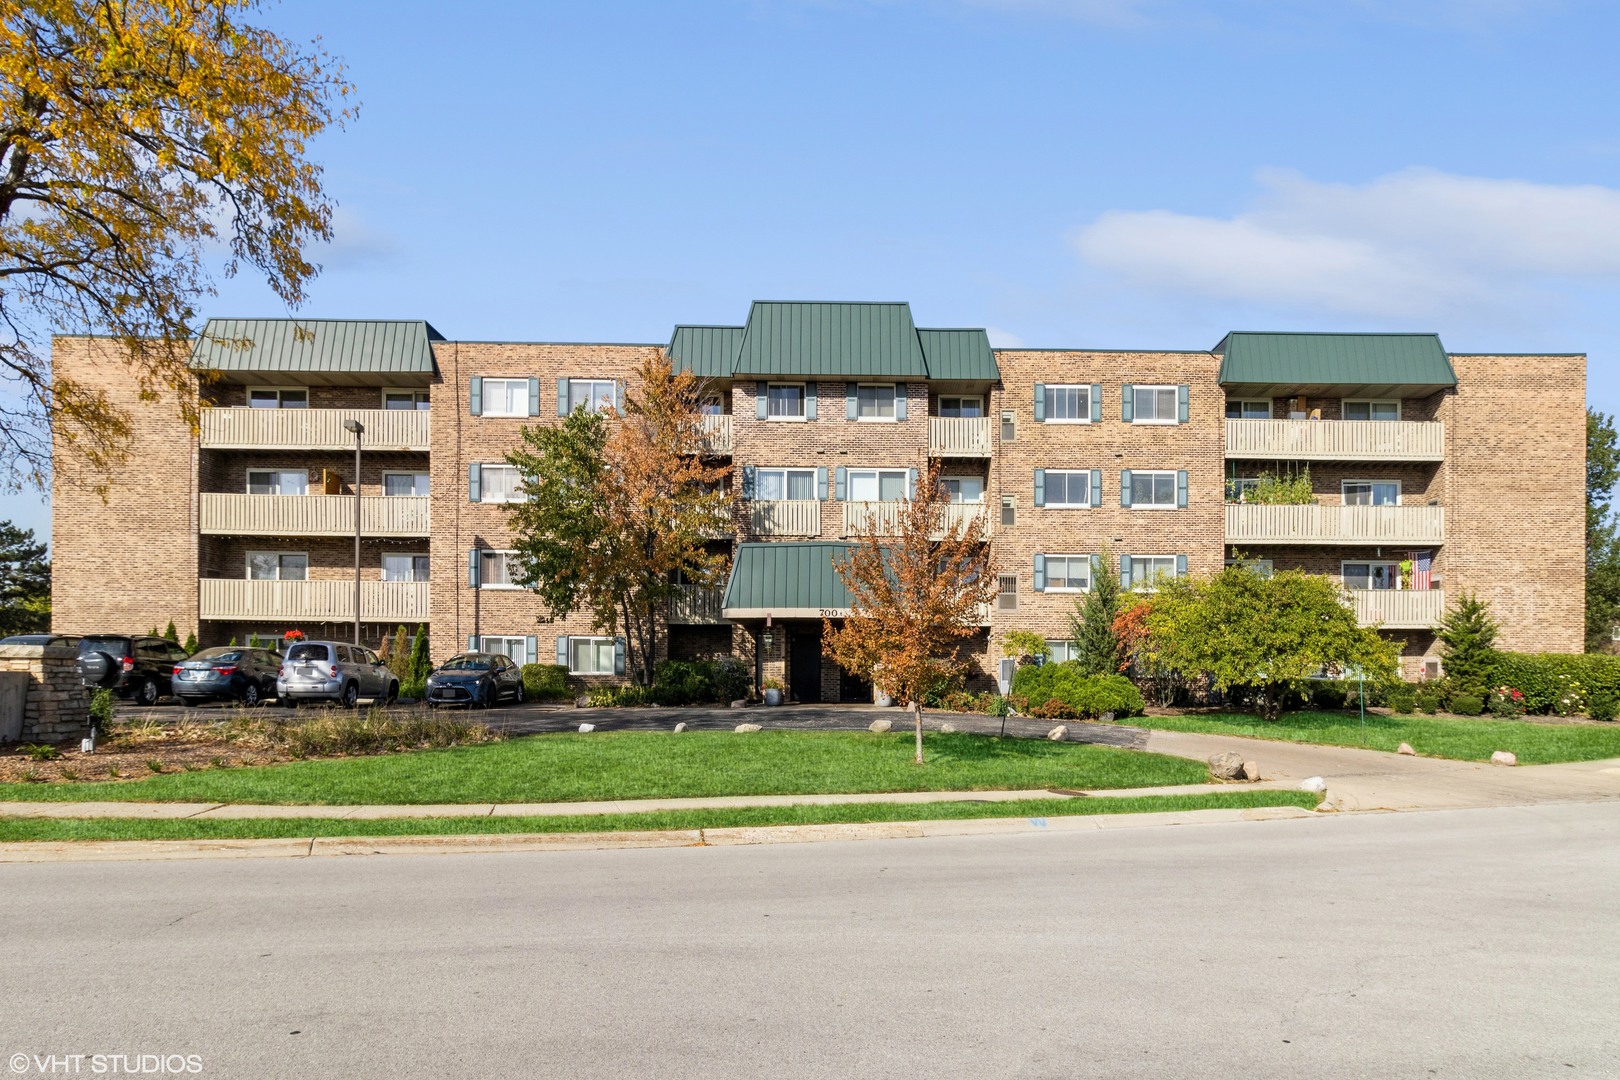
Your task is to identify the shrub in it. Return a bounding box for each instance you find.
[182,631,198,654]
[1588,690,1618,722]
[399,678,426,702]
[1436,593,1500,696]
[1489,685,1527,718]
[586,685,648,707]
[23,742,59,761]
[1449,693,1485,716]
[1311,682,1349,709]
[89,688,116,729]
[645,659,751,706]
[1486,654,1620,713]
[520,663,571,701]
[1379,682,1416,714]
[269,710,500,757]
[999,631,1048,663]
[1011,662,1145,718]
[1413,688,1441,715]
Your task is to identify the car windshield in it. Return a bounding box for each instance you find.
[78,636,130,656]
[439,656,490,672]
[286,644,329,663]
[191,649,242,662]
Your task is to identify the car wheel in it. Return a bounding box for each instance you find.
[341,682,360,709]
[514,681,526,704]
[135,677,159,707]
[280,695,298,710]
[241,682,261,708]
[384,681,399,705]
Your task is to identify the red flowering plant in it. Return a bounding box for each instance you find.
[282,629,306,643]
[1489,685,1526,719]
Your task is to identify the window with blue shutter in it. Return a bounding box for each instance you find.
[1033,553,1047,592]
[556,637,569,667]
[525,635,538,666]
[467,548,480,588]
[1119,555,1133,589]
[1033,469,1046,507]
[468,463,482,503]
[834,466,847,501]
[846,383,858,421]
[1089,468,1102,508]
[556,378,568,417]
[1176,554,1188,578]
[741,465,756,500]
[614,637,626,676]
[1033,383,1046,422]
[1121,384,1134,422]
[1090,384,1102,423]
[1120,470,1133,507]
[816,467,828,501]
[1177,384,1190,424]
[528,377,540,417]
[756,382,768,420]
[895,384,908,421]
[806,382,818,420]
[469,377,483,417]
[1176,470,1188,508]
[466,635,477,652]
[906,468,918,500]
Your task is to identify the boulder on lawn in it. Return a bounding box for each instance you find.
[939,722,958,734]
[1491,750,1518,766]
[672,722,687,733]
[1397,742,1416,756]
[578,723,595,733]
[1047,725,1068,741]
[1241,761,1261,781]
[1208,751,1245,780]
[1300,776,1327,793]
[868,718,892,733]
[734,723,762,733]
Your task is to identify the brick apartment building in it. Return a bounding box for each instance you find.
[50,301,1586,697]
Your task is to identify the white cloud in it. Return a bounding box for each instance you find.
[1071,168,1620,320]
[984,325,1025,347]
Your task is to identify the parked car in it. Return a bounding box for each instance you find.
[77,635,191,706]
[424,653,525,708]
[276,640,398,708]
[171,646,283,708]
[0,634,80,648]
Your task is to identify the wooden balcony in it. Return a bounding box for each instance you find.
[199,407,430,451]
[669,586,726,625]
[1225,503,1445,546]
[200,494,430,537]
[698,414,732,455]
[199,579,430,622]
[1226,419,1444,462]
[1349,589,1446,630]
[749,500,820,537]
[841,501,993,539]
[929,416,994,457]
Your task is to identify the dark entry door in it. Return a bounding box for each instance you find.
[789,630,822,703]
[839,665,872,704]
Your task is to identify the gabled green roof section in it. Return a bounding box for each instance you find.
[1216,332,1456,395]
[733,302,931,378]
[917,328,998,381]
[667,325,744,379]
[191,319,443,377]
[722,542,858,619]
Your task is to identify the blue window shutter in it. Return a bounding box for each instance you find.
[1032,469,1046,507]
[1177,384,1190,424]
[1090,384,1102,422]
[1121,384,1134,422]
[614,381,625,416]
[756,382,768,420]
[1177,470,1189,508]
[895,384,907,421]
[1120,555,1133,589]
[524,636,537,666]
[846,383,858,421]
[467,635,477,652]
[556,379,568,417]
[906,467,918,500]
[527,377,540,417]
[1033,383,1046,422]
[1120,470,1133,508]
[467,548,479,588]
[1089,468,1102,508]
[613,637,626,676]
[469,377,483,417]
[806,382,818,420]
[556,637,569,667]
[1176,554,1188,578]
[468,463,482,503]
[1033,554,1046,592]
[1090,553,1102,575]
[835,466,847,501]
[816,467,828,501]
[741,465,756,500]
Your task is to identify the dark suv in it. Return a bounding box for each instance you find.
[78,635,191,706]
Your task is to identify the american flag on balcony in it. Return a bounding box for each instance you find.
[1412,550,1433,591]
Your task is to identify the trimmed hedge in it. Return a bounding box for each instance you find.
[521,664,571,701]
[1490,653,1620,715]
[1011,662,1145,719]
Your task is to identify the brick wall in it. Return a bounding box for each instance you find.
[0,645,91,743]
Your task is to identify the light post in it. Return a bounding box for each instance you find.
[343,418,364,646]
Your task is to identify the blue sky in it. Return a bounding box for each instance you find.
[8,0,1619,540]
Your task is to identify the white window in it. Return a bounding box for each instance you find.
[937,396,983,418]
[996,574,1018,611]
[1045,555,1091,592]
[246,470,308,496]
[1225,399,1270,419]
[479,550,517,588]
[848,469,908,502]
[855,384,896,420]
[480,378,529,417]
[1132,385,1178,423]
[941,476,983,503]
[480,636,528,664]
[247,387,308,409]
[569,636,616,675]
[1046,640,1077,664]
[1343,480,1400,506]
[382,554,430,582]
[383,472,429,497]
[1046,385,1090,422]
[479,465,525,503]
[1343,399,1400,421]
[1044,470,1091,508]
[1000,495,1016,527]
[567,378,616,414]
[383,390,430,410]
[247,552,307,580]
[1225,557,1273,577]
[1131,555,1178,590]
[766,383,805,419]
[757,467,816,501]
[1131,470,1178,508]
[1343,560,1400,591]
[1000,410,1016,443]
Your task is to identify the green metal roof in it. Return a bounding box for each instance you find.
[732,302,931,378]
[917,328,999,381]
[191,319,442,383]
[667,325,744,379]
[722,542,858,619]
[1216,332,1457,396]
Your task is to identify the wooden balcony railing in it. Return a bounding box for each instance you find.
[841,501,993,538]
[749,500,820,537]
[199,407,430,451]
[198,579,430,622]
[1225,419,1444,461]
[928,416,994,456]
[200,494,429,537]
[1348,589,1446,630]
[669,586,726,625]
[698,414,732,455]
[1224,503,1445,546]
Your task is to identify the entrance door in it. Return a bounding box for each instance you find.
[789,630,822,703]
[839,665,872,704]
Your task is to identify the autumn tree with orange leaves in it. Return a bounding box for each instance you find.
[823,461,999,764]
[504,350,731,685]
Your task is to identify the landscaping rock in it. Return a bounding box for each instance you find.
[672,722,687,733]
[1208,751,1245,780]
[1491,750,1518,766]
[578,723,595,733]
[734,723,762,733]
[1242,761,1261,781]
[939,722,958,733]
[1047,725,1068,741]
[868,719,892,733]
[1300,776,1328,793]
[1398,742,1416,756]
[730,699,748,709]
[574,694,590,708]
[1100,712,1115,723]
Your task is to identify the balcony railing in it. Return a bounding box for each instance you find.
[698,414,732,455]
[1349,589,1446,630]
[841,501,993,539]
[669,586,726,625]
[199,407,430,451]
[200,494,430,537]
[749,500,820,537]
[1225,419,1444,461]
[929,416,994,457]
[199,579,430,622]
[1225,503,1445,545]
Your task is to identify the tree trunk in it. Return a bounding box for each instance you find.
[913,700,924,764]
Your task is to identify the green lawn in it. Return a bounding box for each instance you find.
[0,730,1209,805]
[1128,710,1620,765]
[0,790,1318,842]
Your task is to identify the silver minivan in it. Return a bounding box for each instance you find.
[276,640,398,708]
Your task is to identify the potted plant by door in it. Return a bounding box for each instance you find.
[762,677,784,706]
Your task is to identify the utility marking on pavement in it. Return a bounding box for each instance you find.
[1029,818,1048,828]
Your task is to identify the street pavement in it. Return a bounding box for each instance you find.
[3,800,1617,1079]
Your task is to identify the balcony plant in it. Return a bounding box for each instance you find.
[1227,468,1316,505]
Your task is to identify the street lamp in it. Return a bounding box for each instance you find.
[342,418,364,646]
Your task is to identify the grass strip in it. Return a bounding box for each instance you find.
[0,730,1207,805]
[0,790,1319,842]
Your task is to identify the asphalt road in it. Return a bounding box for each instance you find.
[4,803,1618,1080]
